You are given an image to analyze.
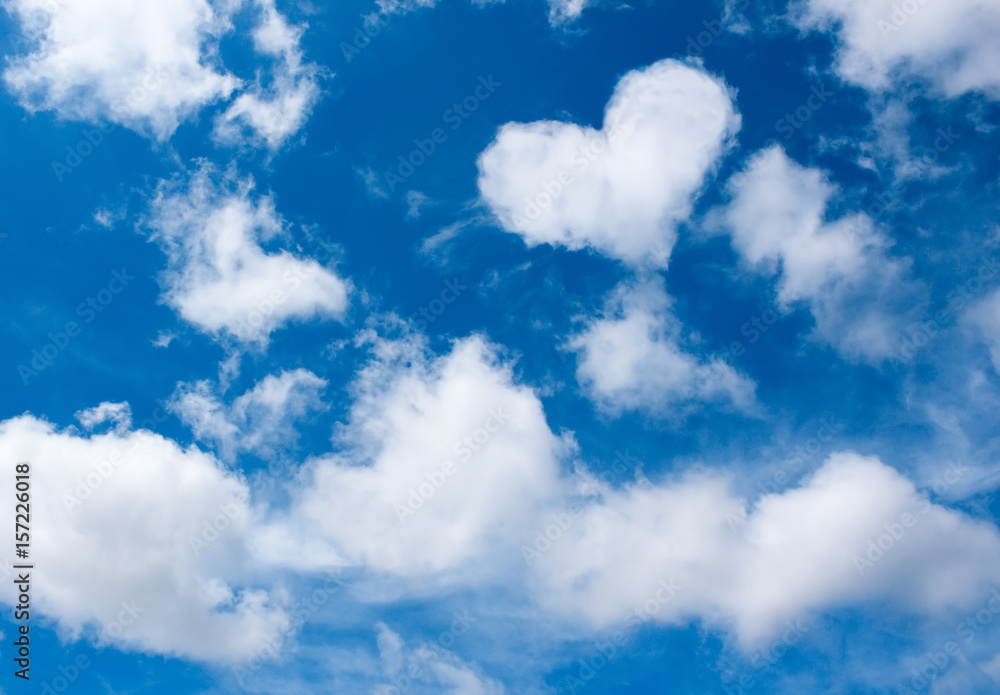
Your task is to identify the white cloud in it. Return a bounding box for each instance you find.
[152,330,177,348]
[3,0,319,146]
[0,413,287,662]
[93,205,127,229]
[169,368,328,460]
[75,401,133,433]
[722,0,753,35]
[546,0,593,25]
[374,623,505,695]
[968,288,1000,373]
[375,0,438,15]
[528,451,1000,649]
[568,279,758,415]
[863,97,959,182]
[418,221,469,266]
[793,0,1000,98]
[477,59,740,266]
[405,191,430,220]
[213,0,322,150]
[146,165,350,345]
[714,145,916,363]
[264,331,571,576]
[357,166,390,199]
[3,0,237,140]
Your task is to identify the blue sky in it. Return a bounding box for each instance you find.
[1,0,1000,693]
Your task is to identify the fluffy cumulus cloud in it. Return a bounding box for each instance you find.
[478,59,740,266]
[146,165,350,345]
[2,0,319,145]
[374,623,505,695]
[0,409,287,662]
[568,279,758,415]
[263,331,571,576]
[793,0,1000,98]
[169,368,328,460]
[715,145,917,363]
[527,451,1000,649]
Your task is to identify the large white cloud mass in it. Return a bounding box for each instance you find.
[477,59,740,267]
[526,451,1000,649]
[251,326,1000,652]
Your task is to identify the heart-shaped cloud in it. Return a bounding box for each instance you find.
[477,59,741,266]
